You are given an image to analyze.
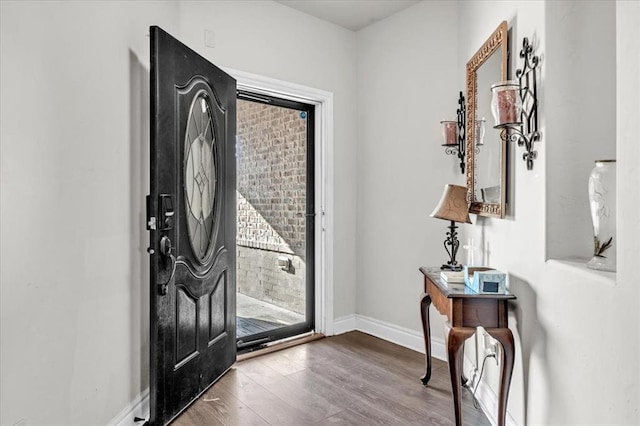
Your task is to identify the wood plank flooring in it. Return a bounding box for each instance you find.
[173,331,491,425]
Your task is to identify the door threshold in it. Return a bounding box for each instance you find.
[236,332,325,362]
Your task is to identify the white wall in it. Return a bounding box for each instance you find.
[0,2,179,424]
[356,0,460,337]
[614,0,640,417]
[0,1,357,424]
[356,0,639,425]
[457,3,545,424]
[545,1,617,260]
[2,0,638,424]
[458,1,639,425]
[174,0,358,320]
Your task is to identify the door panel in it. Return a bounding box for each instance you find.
[209,274,226,342]
[150,26,236,425]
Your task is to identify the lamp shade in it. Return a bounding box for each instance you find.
[430,184,472,224]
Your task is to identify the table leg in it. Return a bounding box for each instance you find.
[486,328,515,426]
[444,322,469,386]
[420,292,432,385]
[447,327,475,426]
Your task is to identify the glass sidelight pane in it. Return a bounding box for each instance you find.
[235,96,312,343]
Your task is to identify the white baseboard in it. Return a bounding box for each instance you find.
[462,353,518,426]
[108,388,149,426]
[332,314,357,335]
[332,314,446,361]
[470,374,518,426]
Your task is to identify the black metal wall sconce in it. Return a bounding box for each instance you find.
[490,37,541,170]
[440,91,466,174]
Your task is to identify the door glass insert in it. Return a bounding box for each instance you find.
[184,92,216,260]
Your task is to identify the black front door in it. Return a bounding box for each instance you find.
[149,26,236,425]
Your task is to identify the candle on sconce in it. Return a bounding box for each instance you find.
[490,81,522,126]
[440,120,458,146]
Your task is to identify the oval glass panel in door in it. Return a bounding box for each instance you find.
[184,91,217,261]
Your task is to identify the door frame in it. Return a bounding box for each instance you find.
[225,68,334,336]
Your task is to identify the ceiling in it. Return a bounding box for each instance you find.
[276,0,421,32]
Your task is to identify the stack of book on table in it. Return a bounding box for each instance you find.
[440,270,465,283]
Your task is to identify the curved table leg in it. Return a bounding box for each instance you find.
[486,328,515,426]
[420,292,432,385]
[444,322,469,387]
[447,327,476,426]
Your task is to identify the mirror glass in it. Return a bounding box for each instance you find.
[465,21,508,218]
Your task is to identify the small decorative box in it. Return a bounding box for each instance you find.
[464,266,507,294]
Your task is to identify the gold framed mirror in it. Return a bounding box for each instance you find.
[465,21,508,218]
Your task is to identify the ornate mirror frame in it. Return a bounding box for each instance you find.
[465,21,508,218]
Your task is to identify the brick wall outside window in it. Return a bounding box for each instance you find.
[236,100,308,314]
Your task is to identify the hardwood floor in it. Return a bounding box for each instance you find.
[173,331,491,425]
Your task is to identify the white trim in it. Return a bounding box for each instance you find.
[333,314,358,335]
[224,68,335,336]
[472,378,518,426]
[332,314,447,362]
[108,388,149,426]
[462,354,518,426]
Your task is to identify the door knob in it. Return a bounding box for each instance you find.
[157,236,176,296]
[160,236,172,256]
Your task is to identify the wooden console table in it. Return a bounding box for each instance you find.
[419,266,516,426]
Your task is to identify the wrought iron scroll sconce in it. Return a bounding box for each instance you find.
[441,92,485,174]
[441,91,466,174]
[491,37,541,170]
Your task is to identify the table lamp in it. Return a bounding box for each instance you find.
[430,184,472,271]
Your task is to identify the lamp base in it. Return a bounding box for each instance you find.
[441,264,463,272]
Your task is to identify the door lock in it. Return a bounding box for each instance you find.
[146,194,175,231]
[159,194,175,230]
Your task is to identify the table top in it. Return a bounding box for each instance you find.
[420,266,517,300]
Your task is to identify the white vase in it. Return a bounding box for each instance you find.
[587,160,616,272]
